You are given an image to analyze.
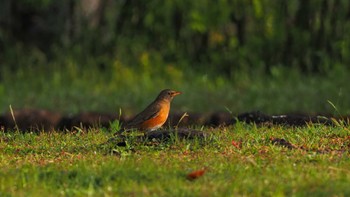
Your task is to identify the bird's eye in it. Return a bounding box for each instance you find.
[168,92,172,95]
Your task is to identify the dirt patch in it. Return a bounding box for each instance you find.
[0,109,347,132]
[2,109,62,131]
[270,138,298,149]
[107,128,207,147]
[65,112,122,129]
[236,111,336,126]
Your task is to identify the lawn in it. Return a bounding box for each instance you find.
[1,122,350,196]
[1,59,350,197]
[2,1,350,195]
[1,65,350,116]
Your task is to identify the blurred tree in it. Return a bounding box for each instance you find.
[0,0,350,74]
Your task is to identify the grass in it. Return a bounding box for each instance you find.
[1,56,350,195]
[1,64,350,116]
[1,123,350,196]
[2,23,350,196]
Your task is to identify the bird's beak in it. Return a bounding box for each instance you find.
[173,91,182,96]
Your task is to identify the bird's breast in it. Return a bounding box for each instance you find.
[140,101,170,130]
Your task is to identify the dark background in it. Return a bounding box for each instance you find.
[0,0,350,116]
[1,0,350,73]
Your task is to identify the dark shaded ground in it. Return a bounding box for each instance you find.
[0,109,347,132]
[106,128,208,147]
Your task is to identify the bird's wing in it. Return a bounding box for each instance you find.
[125,102,161,127]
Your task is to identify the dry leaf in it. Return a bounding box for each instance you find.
[187,168,206,180]
[231,140,241,149]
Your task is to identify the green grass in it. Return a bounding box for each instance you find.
[1,123,350,196]
[1,64,350,116]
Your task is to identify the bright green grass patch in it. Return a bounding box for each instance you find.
[1,124,350,196]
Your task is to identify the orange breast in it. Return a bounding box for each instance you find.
[140,103,170,130]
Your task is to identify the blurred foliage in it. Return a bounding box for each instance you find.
[1,0,350,114]
[1,60,349,114]
[1,0,350,76]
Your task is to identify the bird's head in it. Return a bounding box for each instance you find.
[157,89,182,101]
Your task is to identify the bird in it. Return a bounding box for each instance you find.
[121,89,181,132]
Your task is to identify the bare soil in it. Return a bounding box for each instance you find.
[0,109,347,132]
